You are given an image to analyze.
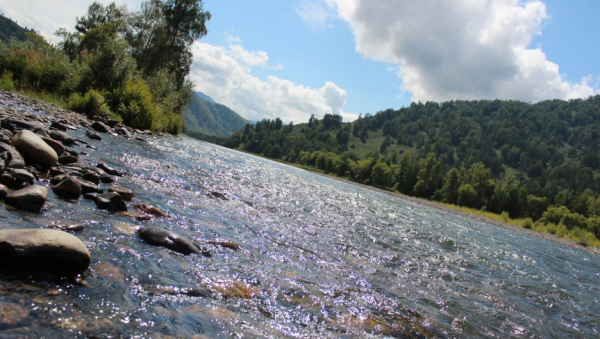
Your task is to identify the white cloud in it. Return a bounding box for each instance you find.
[294,0,335,30]
[190,41,355,123]
[328,0,597,103]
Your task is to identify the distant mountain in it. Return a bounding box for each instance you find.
[183,92,249,138]
[0,16,34,42]
[196,92,215,104]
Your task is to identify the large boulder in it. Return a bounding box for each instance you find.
[4,185,47,212]
[137,226,203,255]
[0,229,90,273]
[41,136,65,156]
[11,130,58,166]
[91,121,110,133]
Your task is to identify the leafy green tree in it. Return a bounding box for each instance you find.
[441,168,461,204]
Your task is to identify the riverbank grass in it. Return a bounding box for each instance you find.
[440,203,600,248]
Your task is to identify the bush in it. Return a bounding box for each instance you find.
[522,218,533,229]
[109,79,156,131]
[546,223,558,235]
[66,89,109,116]
[501,211,509,222]
[541,206,570,225]
[0,71,14,91]
[560,212,588,230]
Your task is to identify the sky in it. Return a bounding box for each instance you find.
[1,0,599,123]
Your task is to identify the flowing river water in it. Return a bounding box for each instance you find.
[0,101,599,338]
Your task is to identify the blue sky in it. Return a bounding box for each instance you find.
[2,0,599,123]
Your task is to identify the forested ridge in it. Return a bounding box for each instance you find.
[220,96,600,245]
[183,91,249,138]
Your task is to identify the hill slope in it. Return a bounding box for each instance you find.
[183,92,249,138]
[221,96,600,213]
[0,16,33,42]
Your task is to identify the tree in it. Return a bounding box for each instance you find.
[441,168,461,204]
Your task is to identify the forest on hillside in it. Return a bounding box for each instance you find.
[220,96,600,243]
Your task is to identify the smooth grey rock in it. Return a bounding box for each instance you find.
[94,192,127,211]
[86,130,102,141]
[115,127,131,138]
[41,136,65,156]
[91,121,109,133]
[8,168,34,185]
[51,176,82,199]
[49,130,75,146]
[108,186,134,201]
[77,178,103,194]
[0,143,25,168]
[97,163,123,176]
[58,154,78,164]
[0,229,90,273]
[137,226,202,255]
[107,119,121,127]
[11,130,58,166]
[4,185,47,212]
[1,118,49,137]
[81,171,100,185]
[100,175,114,183]
[50,174,67,185]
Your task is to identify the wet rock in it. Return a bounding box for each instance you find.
[12,130,58,166]
[115,127,131,138]
[51,176,82,200]
[0,173,15,187]
[137,226,203,255]
[77,178,103,194]
[207,240,240,251]
[209,191,229,201]
[0,129,12,144]
[86,130,102,141]
[83,193,99,200]
[133,203,167,217]
[97,163,123,176]
[0,142,25,168]
[50,121,68,131]
[91,121,110,133]
[94,261,125,283]
[0,229,90,273]
[81,171,100,185]
[8,168,35,185]
[0,184,7,199]
[117,211,152,221]
[0,302,29,328]
[108,186,134,201]
[47,221,85,232]
[41,136,65,155]
[1,118,49,137]
[5,185,47,212]
[107,119,121,127]
[94,192,127,212]
[58,154,78,164]
[100,174,115,183]
[50,174,67,185]
[49,167,65,176]
[49,129,75,146]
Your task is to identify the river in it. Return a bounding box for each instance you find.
[0,103,599,338]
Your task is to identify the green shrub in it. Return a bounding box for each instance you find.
[556,225,567,238]
[522,218,533,229]
[109,79,156,131]
[501,211,509,222]
[541,206,570,225]
[560,212,588,230]
[66,89,109,116]
[546,223,558,235]
[0,71,14,91]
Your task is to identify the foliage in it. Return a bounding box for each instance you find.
[0,1,210,135]
[0,70,14,90]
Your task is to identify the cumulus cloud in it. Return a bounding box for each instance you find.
[327,0,597,102]
[190,40,354,123]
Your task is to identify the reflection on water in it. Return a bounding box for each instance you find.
[1,109,600,337]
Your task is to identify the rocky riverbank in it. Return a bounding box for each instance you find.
[0,90,207,276]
